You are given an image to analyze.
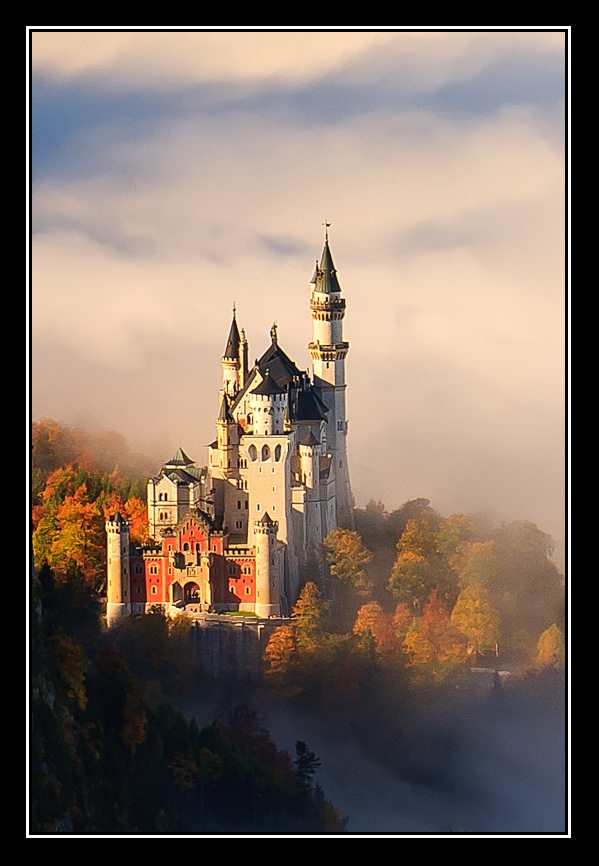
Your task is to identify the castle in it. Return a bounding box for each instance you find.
[105,230,353,627]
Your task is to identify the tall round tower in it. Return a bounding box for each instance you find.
[308,226,354,527]
[105,512,131,627]
[253,512,281,617]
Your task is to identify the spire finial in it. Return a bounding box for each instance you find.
[232,301,236,317]
[270,322,278,343]
[322,220,331,243]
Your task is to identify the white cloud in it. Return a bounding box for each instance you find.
[31,29,566,552]
[31,30,400,86]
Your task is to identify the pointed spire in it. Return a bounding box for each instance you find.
[310,260,319,284]
[313,224,341,294]
[223,305,241,360]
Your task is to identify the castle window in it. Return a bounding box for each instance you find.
[149,565,158,575]
[245,586,251,595]
[257,503,260,510]
[135,565,142,575]
[237,501,242,509]
[151,586,157,595]
[183,543,189,551]
[136,586,142,594]
[261,444,270,461]
[274,444,281,461]
[337,421,344,430]
[248,444,257,461]
[245,501,248,508]
[236,520,242,529]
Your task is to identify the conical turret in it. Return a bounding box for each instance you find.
[223,306,241,359]
[222,306,242,397]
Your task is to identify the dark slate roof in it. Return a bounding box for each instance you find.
[291,387,328,422]
[165,447,194,467]
[185,465,207,481]
[313,240,342,294]
[251,370,286,396]
[259,511,276,526]
[296,428,320,447]
[164,467,206,485]
[223,311,241,360]
[256,341,303,389]
[230,338,304,413]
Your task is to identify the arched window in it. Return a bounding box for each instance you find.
[248,444,257,462]
[183,543,189,552]
[274,444,282,462]
[261,444,270,462]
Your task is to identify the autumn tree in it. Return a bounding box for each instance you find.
[490,520,564,651]
[32,455,150,593]
[263,624,297,687]
[451,584,501,658]
[292,582,329,651]
[528,623,565,671]
[452,540,499,589]
[323,529,373,596]
[353,601,407,661]
[388,512,474,611]
[403,592,470,683]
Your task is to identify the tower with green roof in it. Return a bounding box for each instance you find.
[308,227,354,528]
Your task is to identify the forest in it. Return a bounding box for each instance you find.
[29,419,567,835]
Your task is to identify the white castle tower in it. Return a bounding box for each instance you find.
[254,511,281,617]
[308,225,354,527]
[105,512,131,627]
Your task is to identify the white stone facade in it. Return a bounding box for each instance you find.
[106,235,353,622]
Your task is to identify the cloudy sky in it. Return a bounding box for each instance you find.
[30,28,567,559]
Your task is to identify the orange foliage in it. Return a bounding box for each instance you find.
[404,592,469,682]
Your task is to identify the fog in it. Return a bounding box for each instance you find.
[179,677,566,835]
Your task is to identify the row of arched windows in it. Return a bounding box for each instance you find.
[248,443,282,462]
